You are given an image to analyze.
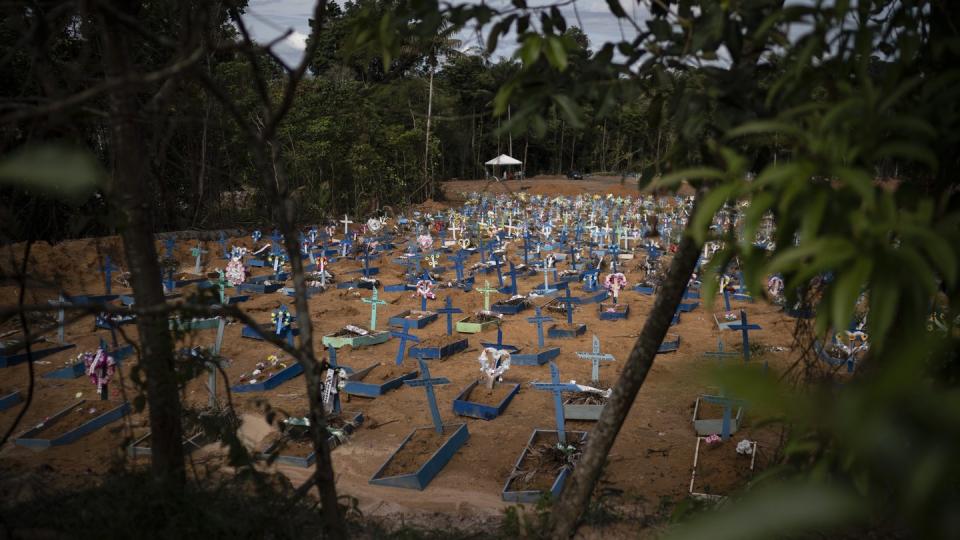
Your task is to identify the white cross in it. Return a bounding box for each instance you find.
[341,214,353,236]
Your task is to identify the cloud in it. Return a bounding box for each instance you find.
[285,30,309,51]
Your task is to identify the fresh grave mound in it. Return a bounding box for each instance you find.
[328,326,371,338]
[35,401,125,439]
[696,400,733,420]
[694,439,760,496]
[510,437,584,492]
[378,428,450,477]
[465,383,515,407]
[413,334,463,348]
[462,312,500,324]
[353,363,414,383]
[263,414,358,457]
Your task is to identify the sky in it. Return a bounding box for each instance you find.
[242,0,647,68]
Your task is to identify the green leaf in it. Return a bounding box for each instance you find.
[518,34,542,65]
[873,142,939,171]
[726,120,805,140]
[867,269,897,351]
[692,183,737,244]
[649,167,725,190]
[830,257,871,331]
[606,0,627,18]
[544,36,568,71]
[665,483,863,540]
[0,144,104,203]
[552,94,583,128]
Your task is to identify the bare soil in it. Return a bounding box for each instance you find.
[464,382,516,407]
[29,401,124,439]
[693,439,762,497]
[377,428,450,478]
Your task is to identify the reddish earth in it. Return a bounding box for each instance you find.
[0,177,792,533]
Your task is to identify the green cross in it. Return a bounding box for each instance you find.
[478,280,498,311]
[362,287,387,330]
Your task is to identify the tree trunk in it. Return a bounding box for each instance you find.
[424,67,434,197]
[99,2,185,488]
[558,121,565,175]
[549,193,704,538]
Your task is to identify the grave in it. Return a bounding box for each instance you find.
[565,335,616,421]
[256,410,365,467]
[322,288,390,348]
[547,287,587,339]
[452,348,519,420]
[688,436,758,501]
[15,400,130,449]
[232,355,304,393]
[341,362,418,398]
[503,362,588,502]
[369,359,469,490]
[512,307,561,365]
[0,339,76,368]
[692,394,744,440]
[43,342,134,379]
[0,389,22,411]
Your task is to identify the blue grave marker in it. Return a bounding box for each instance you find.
[404,359,451,434]
[362,287,387,331]
[435,296,462,336]
[526,307,552,349]
[576,335,614,384]
[390,322,419,366]
[727,310,761,362]
[531,362,580,443]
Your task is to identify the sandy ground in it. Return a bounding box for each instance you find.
[0,176,792,533]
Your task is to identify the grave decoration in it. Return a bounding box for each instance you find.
[547,286,587,338]
[83,344,117,400]
[224,247,248,285]
[456,280,502,333]
[503,362,587,503]
[491,293,531,315]
[599,272,629,319]
[452,347,519,420]
[369,359,470,490]
[44,342,133,379]
[322,287,390,349]
[565,335,616,420]
[241,305,299,347]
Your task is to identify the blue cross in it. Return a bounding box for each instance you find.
[559,286,579,325]
[531,362,580,443]
[576,335,615,383]
[704,337,740,362]
[103,255,114,295]
[435,296,462,336]
[502,261,519,295]
[727,310,761,362]
[723,288,732,312]
[449,251,468,282]
[523,231,531,266]
[700,394,743,441]
[526,307,553,349]
[403,358,450,433]
[493,252,504,287]
[390,321,419,366]
[538,263,556,295]
[164,238,175,260]
[219,231,228,259]
[583,269,600,292]
[358,250,377,277]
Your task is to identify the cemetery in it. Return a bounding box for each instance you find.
[1,3,954,535]
[0,179,806,528]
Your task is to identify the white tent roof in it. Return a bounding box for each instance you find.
[484,154,522,166]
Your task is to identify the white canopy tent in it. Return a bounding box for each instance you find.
[484,154,523,180]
